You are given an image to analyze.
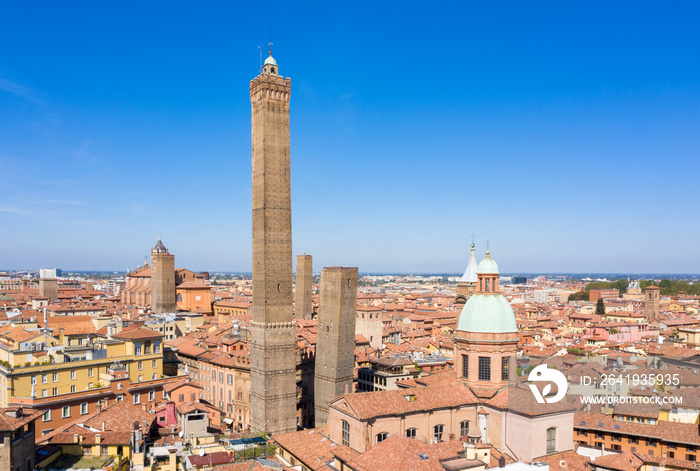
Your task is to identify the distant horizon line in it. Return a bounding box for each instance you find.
[3,269,699,278]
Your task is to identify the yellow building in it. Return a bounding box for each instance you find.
[0,325,164,408]
[213,300,252,323]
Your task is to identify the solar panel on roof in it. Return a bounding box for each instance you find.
[614,425,620,429]
[598,422,604,427]
[228,436,267,446]
[580,421,586,426]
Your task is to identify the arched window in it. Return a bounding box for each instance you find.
[406,428,417,439]
[485,278,491,292]
[376,432,388,443]
[547,427,556,454]
[341,420,350,447]
[460,420,470,438]
[176,293,182,302]
[433,424,444,442]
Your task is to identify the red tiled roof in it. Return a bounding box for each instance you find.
[274,429,358,471]
[112,326,163,340]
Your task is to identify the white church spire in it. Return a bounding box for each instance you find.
[459,242,478,283]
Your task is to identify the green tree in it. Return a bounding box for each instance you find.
[568,291,588,302]
[595,298,606,316]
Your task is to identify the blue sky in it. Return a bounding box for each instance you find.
[1,1,699,273]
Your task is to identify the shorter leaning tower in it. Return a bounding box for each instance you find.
[314,267,358,426]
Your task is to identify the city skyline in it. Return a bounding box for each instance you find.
[2,1,699,273]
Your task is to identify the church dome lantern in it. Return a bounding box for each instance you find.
[454,247,518,390]
[457,248,515,332]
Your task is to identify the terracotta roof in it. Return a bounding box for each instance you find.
[347,434,463,471]
[187,451,233,467]
[163,377,203,394]
[39,401,155,446]
[274,429,359,471]
[112,326,163,340]
[485,384,576,416]
[0,407,44,431]
[591,451,643,471]
[0,327,43,343]
[45,430,132,446]
[575,411,700,445]
[176,281,210,290]
[534,450,590,471]
[330,380,479,420]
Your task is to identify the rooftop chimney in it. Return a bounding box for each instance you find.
[465,442,476,460]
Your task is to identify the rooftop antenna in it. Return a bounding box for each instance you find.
[258,45,264,72]
[471,233,476,246]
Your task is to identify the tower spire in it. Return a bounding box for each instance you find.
[269,22,273,55]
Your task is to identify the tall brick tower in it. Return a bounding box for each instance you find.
[151,237,176,314]
[314,267,358,426]
[38,279,58,301]
[295,254,313,319]
[644,285,660,325]
[249,50,297,435]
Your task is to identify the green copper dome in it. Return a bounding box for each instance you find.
[476,257,499,274]
[264,55,277,66]
[457,294,517,333]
